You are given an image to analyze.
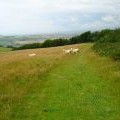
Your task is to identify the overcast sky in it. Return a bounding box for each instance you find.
[0,0,120,35]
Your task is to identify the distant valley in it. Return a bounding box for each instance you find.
[0,32,79,47]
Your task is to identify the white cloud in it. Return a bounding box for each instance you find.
[1,0,120,14]
[69,17,79,23]
[102,15,117,23]
[0,0,120,35]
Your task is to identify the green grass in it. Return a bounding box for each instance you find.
[0,47,12,53]
[0,44,120,120]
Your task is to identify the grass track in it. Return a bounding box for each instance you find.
[0,44,120,120]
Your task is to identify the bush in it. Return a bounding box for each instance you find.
[13,43,42,50]
[41,38,69,48]
[69,31,92,44]
[93,28,120,61]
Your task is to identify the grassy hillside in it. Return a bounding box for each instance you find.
[0,44,120,120]
[0,47,12,53]
[12,28,120,62]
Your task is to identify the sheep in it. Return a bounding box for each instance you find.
[71,48,79,54]
[63,49,72,54]
[28,53,36,57]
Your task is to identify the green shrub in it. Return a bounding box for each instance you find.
[13,43,42,50]
[69,31,92,44]
[41,38,69,48]
[93,28,120,61]
[93,42,120,60]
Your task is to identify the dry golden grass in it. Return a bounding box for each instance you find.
[0,43,119,120]
[0,44,81,99]
[0,44,83,120]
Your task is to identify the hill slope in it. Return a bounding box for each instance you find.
[0,47,12,53]
[0,44,120,120]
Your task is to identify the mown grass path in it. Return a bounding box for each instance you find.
[1,44,120,120]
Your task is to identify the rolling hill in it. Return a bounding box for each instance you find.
[0,32,76,47]
[0,43,120,120]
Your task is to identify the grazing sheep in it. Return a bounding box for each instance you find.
[63,49,72,54]
[71,48,79,54]
[28,53,36,57]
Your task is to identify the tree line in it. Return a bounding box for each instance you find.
[13,31,92,50]
[12,28,120,61]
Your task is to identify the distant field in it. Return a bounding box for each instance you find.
[0,43,119,120]
[0,47,12,52]
[0,33,73,47]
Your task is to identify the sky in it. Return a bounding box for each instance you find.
[0,0,120,35]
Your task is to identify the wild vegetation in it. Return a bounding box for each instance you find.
[0,43,119,120]
[92,29,120,61]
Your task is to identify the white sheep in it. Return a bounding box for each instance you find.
[28,53,36,57]
[63,49,72,54]
[71,48,79,54]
